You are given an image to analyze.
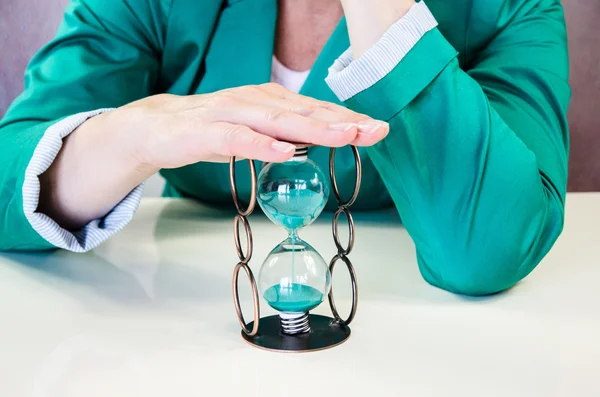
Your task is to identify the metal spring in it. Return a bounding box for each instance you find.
[280,312,311,335]
[293,146,309,158]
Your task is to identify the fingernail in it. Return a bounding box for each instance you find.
[357,120,389,134]
[271,141,296,153]
[329,123,357,132]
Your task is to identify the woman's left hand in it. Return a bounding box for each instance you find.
[340,0,416,58]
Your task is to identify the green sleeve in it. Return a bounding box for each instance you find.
[346,2,570,295]
[0,0,169,250]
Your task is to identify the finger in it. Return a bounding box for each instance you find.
[348,120,390,146]
[205,100,360,147]
[198,155,256,163]
[256,96,365,125]
[258,84,390,146]
[207,122,297,162]
[204,120,390,158]
[259,83,372,121]
[200,84,370,126]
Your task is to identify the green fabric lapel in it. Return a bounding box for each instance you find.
[298,17,350,106]
[197,0,278,93]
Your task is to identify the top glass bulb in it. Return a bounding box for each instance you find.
[257,153,330,232]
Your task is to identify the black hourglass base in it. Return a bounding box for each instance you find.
[241,314,351,353]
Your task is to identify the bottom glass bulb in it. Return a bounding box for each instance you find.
[258,236,331,316]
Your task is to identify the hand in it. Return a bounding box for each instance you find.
[340,0,416,58]
[39,83,388,229]
[111,83,389,172]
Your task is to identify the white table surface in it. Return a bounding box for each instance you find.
[1,193,599,397]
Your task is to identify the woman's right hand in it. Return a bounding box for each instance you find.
[116,82,388,171]
[39,83,388,230]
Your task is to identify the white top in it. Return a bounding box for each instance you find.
[1,193,600,396]
[270,55,311,93]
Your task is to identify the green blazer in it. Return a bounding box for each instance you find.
[0,0,570,295]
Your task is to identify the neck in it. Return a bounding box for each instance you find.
[275,0,343,71]
[280,0,341,13]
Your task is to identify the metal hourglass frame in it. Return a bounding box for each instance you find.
[229,145,361,353]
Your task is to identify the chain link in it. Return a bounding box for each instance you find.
[233,214,253,263]
[329,145,362,208]
[328,147,361,326]
[232,262,260,336]
[328,254,358,326]
[229,158,257,216]
[332,207,354,255]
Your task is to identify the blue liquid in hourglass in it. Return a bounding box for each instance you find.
[258,189,326,231]
[263,283,324,313]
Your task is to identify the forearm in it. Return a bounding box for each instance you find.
[344,42,567,294]
[327,0,569,294]
[364,63,564,294]
[38,109,155,230]
[340,0,415,57]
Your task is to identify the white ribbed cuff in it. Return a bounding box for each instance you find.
[22,109,145,252]
[325,1,438,101]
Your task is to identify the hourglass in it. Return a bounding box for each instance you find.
[229,144,361,352]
